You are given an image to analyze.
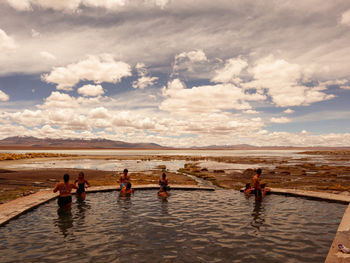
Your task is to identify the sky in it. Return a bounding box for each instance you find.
[0,0,349,147]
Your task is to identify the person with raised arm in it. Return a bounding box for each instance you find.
[53,174,78,209]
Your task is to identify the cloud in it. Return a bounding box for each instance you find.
[340,9,350,26]
[78,84,104,97]
[38,91,80,109]
[172,50,212,80]
[243,110,259,114]
[0,90,10,101]
[4,0,170,12]
[244,55,335,107]
[211,58,248,84]
[0,29,17,51]
[40,51,56,60]
[270,117,292,124]
[132,63,158,89]
[5,0,32,11]
[31,29,40,37]
[284,109,295,114]
[160,79,265,114]
[42,54,132,90]
[175,50,207,63]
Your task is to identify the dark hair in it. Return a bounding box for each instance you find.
[126,182,132,189]
[245,183,251,189]
[261,183,266,189]
[63,173,70,183]
[162,173,166,178]
[123,168,128,173]
[79,172,84,177]
[257,168,262,175]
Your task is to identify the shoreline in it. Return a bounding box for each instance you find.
[0,150,349,204]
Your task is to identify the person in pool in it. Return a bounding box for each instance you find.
[119,168,130,189]
[53,174,78,209]
[244,183,252,196]
[120,182,134,196]
[158,173,170,198]
[261,183,271,198]
[74,172,90,200]
[253,168,263,201]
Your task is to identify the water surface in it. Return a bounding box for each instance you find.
[0,190,345,263]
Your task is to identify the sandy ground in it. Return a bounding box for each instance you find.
[1,150,350,203]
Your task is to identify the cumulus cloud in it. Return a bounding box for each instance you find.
[172,50,212,80]
[0,90,10,101]
[132,63,158,89]
[175,50,207,63]
[0,29,17,51]
[340,9,350,26]
[284,109,295,114]
[211,58,248,84]
[78,84,104,97]
[270,117,292,124]
[244,55,335,107]
[40,51,56,60]
[160,79,265,114]
[38,91,80,109]
[42,54,132,90]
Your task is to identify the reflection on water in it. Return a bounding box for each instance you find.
[0,190,346,263]
[251,201,265,234]
[55,208,73,238]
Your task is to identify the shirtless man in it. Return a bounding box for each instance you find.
[253,168,263,201]
[53,174,78,209]
[119,168,130,189]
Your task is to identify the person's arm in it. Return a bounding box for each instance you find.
[159,179,161,185]
[53,183,59,193]
[72,183,78,189]
[85,180,90,188]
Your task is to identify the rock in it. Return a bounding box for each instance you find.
[340,191,350,196]
[47,178,59,182]
[201,168,208,171]
[213,169,225,173]
[242,169,256,178]
[157,165,166,170]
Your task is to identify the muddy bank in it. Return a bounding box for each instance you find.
[180,161,350,193]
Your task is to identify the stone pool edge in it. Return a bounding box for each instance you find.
[0,184,214,226]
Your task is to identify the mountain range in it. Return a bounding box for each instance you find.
[0,136,349,150]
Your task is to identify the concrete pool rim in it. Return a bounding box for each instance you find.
[1,186,349,263]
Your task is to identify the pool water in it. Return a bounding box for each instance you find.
[0,190,345,263]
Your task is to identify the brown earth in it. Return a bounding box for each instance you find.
[180,162,350,193]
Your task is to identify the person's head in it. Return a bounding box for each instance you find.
[257,168,262,176]
[78,172,84,180]
[126,182,132,190]
[63,173,70,183]
[162,173,166,179]
[123,168,128,175]
[245,183,251,189]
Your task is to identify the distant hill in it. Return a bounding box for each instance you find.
[0,136,166,149]
[0,136,349,150]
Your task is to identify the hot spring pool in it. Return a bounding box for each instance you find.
[0,190,346,263]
